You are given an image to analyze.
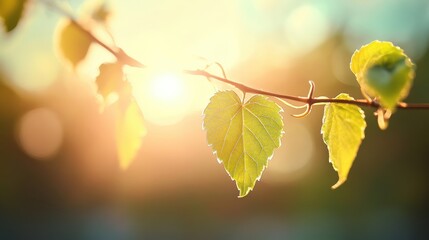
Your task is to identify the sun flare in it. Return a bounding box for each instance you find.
[131,70,191,126]
[151,73,184,102]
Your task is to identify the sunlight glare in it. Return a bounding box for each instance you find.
[131,69,191,126]
[152,74,184,102]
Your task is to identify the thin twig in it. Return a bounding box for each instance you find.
[40,0,144,68]
[183,70,429,110]
[41,0,429,111]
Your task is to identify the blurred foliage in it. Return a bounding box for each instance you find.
[0,0,26,32]
[58,20,93,68]
[96,62,124,100]
[115,96,146,170]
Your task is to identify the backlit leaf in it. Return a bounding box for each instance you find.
[203,91,283,197]
[96,62,124,99]
[116,98,146,170]
[321,93,366,189]
[350,40,415,110]
[58,20,92,68]
[0,0,26,32]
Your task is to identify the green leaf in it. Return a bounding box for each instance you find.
[203,91,283,197]
[350,40,415,110]
[0,0,26,32]
[58,20,92,68]
[321,93,366,189]
[116,97,146,170]
[96,62,124,99]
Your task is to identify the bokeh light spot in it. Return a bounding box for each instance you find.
[284,4,330,56]
[266,121,313,182]
[17,108,63,160]
[132,69,191,126]
[151,73,184,102]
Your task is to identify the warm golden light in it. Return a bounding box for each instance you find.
[151,73,185,102]
[266,121,313,182]
[131,69,192,126]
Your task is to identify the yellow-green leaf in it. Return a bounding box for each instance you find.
[58,20,92,68]
[96,62,124,99]
[350,40,415,110]
[116,98,146,170]
[321,93,366,189]
[203,91,283,197]
[0,0,26,32]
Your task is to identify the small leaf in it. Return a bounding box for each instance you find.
[58,20,92,68]
[116,97,146,170]
[321,93,366,189]
[96,62,124,99]
[350,40,415,110]
[203,91,283,197]
[0,0,26,32]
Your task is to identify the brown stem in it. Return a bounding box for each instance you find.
[184,70,429,110]
[41,0,144,68]
[41,0,429,111]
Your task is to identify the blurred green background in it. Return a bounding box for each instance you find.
[1,0,429,239]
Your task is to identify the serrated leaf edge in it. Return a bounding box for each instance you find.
[203,91,284,197]
[321,93,366,189]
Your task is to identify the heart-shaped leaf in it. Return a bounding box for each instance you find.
[350,41,415,110]
[203,91,283,197]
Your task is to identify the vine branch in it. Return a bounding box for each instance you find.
[42,0,429,111]
[183,70,429,110]
[41,0,144,68]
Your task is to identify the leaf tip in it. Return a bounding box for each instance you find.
[119,160,132,171]
[237,188,251,198]
[331,178,346,190]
